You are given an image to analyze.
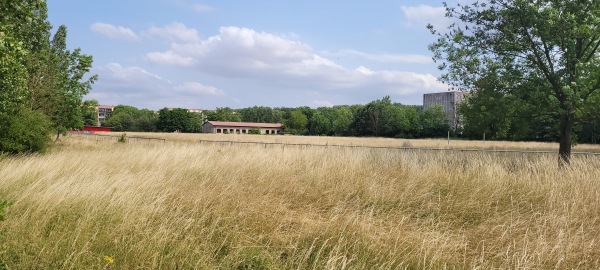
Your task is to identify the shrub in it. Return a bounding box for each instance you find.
[118,133,127,143]
[0,108,52,154]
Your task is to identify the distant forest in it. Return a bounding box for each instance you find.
[100,93,600,144]
[101,96,450,139]
[98,93,600,143]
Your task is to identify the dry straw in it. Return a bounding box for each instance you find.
[0,135,599,269]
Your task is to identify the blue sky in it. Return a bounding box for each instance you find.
[46,0,456,110]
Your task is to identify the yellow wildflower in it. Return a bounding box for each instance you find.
[104,255,114,264]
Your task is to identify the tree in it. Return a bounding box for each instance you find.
[331,106,354,136]
[308,111,331,135]
[578,91,600,143]
[0,1,53,153]
[104,105,156,131]
[429,0,600,164]
[157,108,202,133]
[403,106,421,138]
[205,107,241,122]
[81,99,99,126]
[43,25,97,139]
[239,106,275,123]
[285,110,308,135]
[420,105,449,138]
[380,104,410,137]
[351,96,393,136]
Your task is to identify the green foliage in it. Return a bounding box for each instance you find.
[429,0,600,161]
[103,105,157,132]
[0,200,12,221]
[0,108,52,154]
[81,99,99,126]
[0,1,96,153]
[348,96,446,138]
[235,251,272,270]
[44,25,97,135]
[420,105,449,138]
[117,133,127,143]
[578,91,600,143]
[308,111,331,135]
[205,107,241,122]
[157,108,202,133]
[239,106,278,123]
[0,29,29,115]
[285,110,308,135]
[331,106,353,136]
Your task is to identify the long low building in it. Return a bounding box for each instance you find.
[202,121,283,135]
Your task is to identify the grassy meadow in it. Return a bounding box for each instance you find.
[1,133,600,269]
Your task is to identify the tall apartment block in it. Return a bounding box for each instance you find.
[423,91,465,130]
[96,105,115,126]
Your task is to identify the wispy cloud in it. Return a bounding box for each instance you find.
[90,63,226,109]
[400,5,453,29]
[335,49,432,64]
[145,22,201,42]
[174,82,225,96]
[90,23,139,41]
[90,23,447,107]
[194,4,215,12]
[145,26,446,95]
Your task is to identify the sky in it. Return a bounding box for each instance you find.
[46,0,457,110]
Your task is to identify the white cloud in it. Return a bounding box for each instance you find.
[145,26,446,97]
[194,4,215,12]
[90,23,139,41]
[145,22,201,42]
[174,82,224,96]
[89,24,448,107]
[337,49,432,64]
[400,5,453,29]
[89,63,225,109]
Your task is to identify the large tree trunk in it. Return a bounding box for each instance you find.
[558,111,575,166]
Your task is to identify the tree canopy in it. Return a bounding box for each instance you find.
[0,0,96,153]
[429,0,600,164]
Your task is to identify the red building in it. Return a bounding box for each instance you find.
[82,126,112,133]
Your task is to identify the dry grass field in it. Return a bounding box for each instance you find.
[1,133,600,269]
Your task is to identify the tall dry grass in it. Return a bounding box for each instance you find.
[94,131,600,152]
[0,136,599,269]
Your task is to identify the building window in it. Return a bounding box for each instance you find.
[217,128,222,133]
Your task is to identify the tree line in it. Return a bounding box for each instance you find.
[0,1,96,153]
[103,96,450,138]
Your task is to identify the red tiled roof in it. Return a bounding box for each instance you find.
[205,121,283,128]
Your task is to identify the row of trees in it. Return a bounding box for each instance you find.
[103,96,450,138]
[0,1,96,153]
[103,106,203,133]
[458,90,600,144]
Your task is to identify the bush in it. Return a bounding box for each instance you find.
[118,133,127,143]
[0,108,52,154]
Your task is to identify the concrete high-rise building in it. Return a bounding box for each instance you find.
[423,91,465,130]
[96,105,115,126]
